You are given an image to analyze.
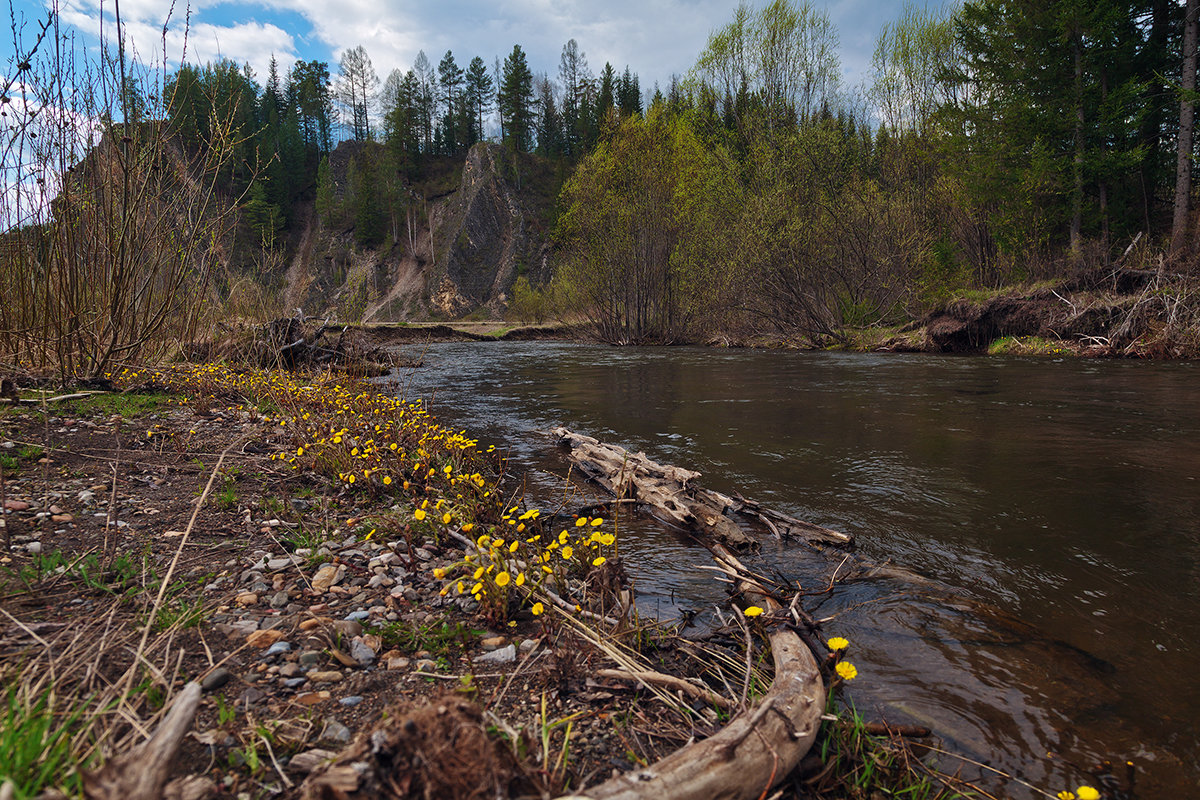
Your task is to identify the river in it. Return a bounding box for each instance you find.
[392,342,1199,797]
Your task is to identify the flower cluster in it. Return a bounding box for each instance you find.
[434,511,619,623]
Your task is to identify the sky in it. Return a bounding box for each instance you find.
[5,0,948,103]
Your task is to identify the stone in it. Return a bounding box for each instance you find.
[51,514,72,524]
[307,670,343,683]
[344,609,370,623]
[279,663,301,678]
[200,668,233,692]
[225,619,259,638]
[77,490,96,505]
[332,620,363,638]
[236,687,266,706]
[480,636,507,651]
[266,557,291,571]
[289,749,336,774]
[270,591,290,609]
[283,677,307,689]
[519,639,540,653]
[235,592,258,606]
[366,574,393,589]
[338,695,363,707]
[473,644,516,665]
[25,541,42,555]
[298,650,323,667]
[3,500,29,511]
[414,658,438,672]
[264,641,292,657]
[311,565,342,593]
[385,656,411,671]
[348,638,375,667]
[295,691,331,706]
[319,719,352,745]
[246,629,286,649]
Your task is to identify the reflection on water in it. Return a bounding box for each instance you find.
[394,343,1200,796]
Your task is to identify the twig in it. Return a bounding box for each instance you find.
[596,668,735,711]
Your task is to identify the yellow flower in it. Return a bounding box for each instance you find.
[592,556,607,567]
[414,508,426,521]
[743,606,764,617]
[296,446,304,456]
[827,637,849,651]
[599,533,615,546]
[590,517,604,526]
[575,517,587,527]
[462,523,474,532]
[516,572,525,586]
[473,567,485,580]
[1076,788,1099,800]
[471,582,483,595]
[456,581,465,594]
[383,475,392,485]
[561,546,574,559]
[835,661,858,681]
[496,571,511,587]
[531,602,544,616]
[433,567,446,579]
[509,540,519,553]
[1057,792,1076,800]
[442,512,452,524]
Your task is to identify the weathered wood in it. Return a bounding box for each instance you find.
[565,544,824,800]
[82,682,202,800]
[551,427,852,549]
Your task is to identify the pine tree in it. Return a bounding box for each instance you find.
[500,45,535,152]
[465,56,495,144]
[437,51,465,153]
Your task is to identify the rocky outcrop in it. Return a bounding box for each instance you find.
[286,142,553,323]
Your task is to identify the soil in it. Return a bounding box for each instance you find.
[0,388,732,800]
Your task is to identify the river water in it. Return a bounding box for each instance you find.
[392,342,1199,797]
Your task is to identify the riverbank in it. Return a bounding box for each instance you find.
[401,268,1200,359]
[0,364,972,800]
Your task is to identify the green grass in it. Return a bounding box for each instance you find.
[60,392,172,418]
[377,619,483,658]
[0,684,95,799]
[987,336,1072,356]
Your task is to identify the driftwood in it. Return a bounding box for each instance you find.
[551,427,852,550]
[548,428,828,800]
[81,682,202,800]
[566,544,824,800]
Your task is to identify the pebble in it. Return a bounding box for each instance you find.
[235,592,258,606]
[333,620,363,638]
[3,500,29,511]
[77,490,96,505]
[266,557,292,571]
[280,663,301,678]
[367,574,393,589]
[295,691,330,706]
[25,541,42,555]
[298,650,323,667]
[348,638,376,667]
[519,639,540,653]
[288,749,336,774]
[473,644,517,665]
[338,695,363,707]
[201,668,233,692]
[344,610,370,623]
[270,590,290,609]
[283,677,308,689]
[264,641,292,657]
[311,564,342,592]
[480,636,507,651]
[415,658,438,672]
[307,670,344,683]
[385,656,411,670]
[320,719,352,744]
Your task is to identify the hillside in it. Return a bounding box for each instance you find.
[278,142,559,323]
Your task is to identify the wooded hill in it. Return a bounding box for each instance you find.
[4,0,1200,375]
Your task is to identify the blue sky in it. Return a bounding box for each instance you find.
[6,0,950,100]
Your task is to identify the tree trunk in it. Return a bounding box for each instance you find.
[1070,24,1084,262]
[1172,0,1199,256]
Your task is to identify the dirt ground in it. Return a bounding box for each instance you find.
[0,382,771,800]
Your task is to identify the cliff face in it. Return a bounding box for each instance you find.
[285,142,554,322]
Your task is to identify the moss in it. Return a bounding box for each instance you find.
[987,335,1073,356]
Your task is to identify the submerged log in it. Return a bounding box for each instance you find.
[550,427,852,549]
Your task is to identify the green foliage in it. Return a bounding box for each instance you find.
[377,619,482,657]
[507,276,549,322]
[499,45,535,153]
[0,685,94,799]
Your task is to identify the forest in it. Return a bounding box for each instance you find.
[3,0,1200,370]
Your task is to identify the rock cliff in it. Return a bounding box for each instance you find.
[285,142,554,322]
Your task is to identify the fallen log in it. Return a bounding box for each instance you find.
[550,427,852,549]
[564,544,824,800]
[81,682,202,800]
